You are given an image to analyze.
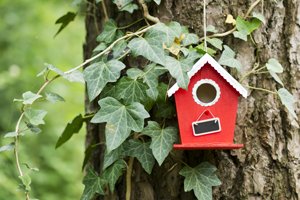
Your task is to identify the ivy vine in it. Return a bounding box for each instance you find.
[1,0,297,200]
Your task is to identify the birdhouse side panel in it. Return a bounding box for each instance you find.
[174,63,240,145]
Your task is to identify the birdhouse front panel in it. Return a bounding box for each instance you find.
[173,63,241,149]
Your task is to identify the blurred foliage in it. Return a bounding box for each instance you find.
[0,0,85,199]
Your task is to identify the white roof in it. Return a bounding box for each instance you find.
[167,53,248,98]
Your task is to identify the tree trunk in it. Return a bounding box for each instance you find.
[84,0,300,199]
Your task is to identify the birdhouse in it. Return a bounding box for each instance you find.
[167,53,248,150]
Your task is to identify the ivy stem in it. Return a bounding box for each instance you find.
[126,157,134,200]
[246,85,277,94]
[199,0,261,41]
[101,0,109,21]
[13,75,60,200]
[118,18,144,30]
[137,0,160,23]
[64,25,155,74]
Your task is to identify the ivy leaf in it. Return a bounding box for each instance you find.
[112,39,128,58]
[233,31,248,41]
[266,58,283,73]
[112,0,138,13]
[206,38,223,50]
[102,160,126,192]
[236,16,261,35]
[153,83,176,119]
[252,12,266,24]
[81,168,105,200]
[103,145,125,170]
[46,92,65,103]
[96,20,118,44]
[142,121,177,165]
[4,132,18,138]
[225,14,236,25]
[19,174,31,191]
[143,65,167,100]
[153,0,161,5]
[206,25,218,33]
[93,43,107,53]
[24,108,47,126]
[54,12,76,37]
[128,29,166,66]
[115,77,149,104]
[195,43,216,56]
[152,22,182,46]
[124,140,155,174]
[15,91,42,105]
[277,88,297,119]
[0,143,15,152]
[56,114,84,149]
[63,70,85,83]
[84,60,126,101]
[218,45,242,70]
[91,97,150,152]
[164,56,190,89]
[269,71,283,86]
[179,162,221,200]
[26,123,42,134]
[182,33,199,46]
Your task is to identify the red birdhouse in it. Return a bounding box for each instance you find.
[167,53,248,150]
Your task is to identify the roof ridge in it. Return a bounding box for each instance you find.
[167,53,248,98]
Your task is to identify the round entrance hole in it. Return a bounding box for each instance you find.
[192,79,220,106]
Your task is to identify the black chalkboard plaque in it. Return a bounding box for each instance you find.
[192,118,221,136]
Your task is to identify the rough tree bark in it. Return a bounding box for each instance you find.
[84,0,300,199]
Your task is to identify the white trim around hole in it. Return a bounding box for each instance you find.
[192,79,221,106]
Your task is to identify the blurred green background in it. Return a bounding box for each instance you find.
[0,0,86,199]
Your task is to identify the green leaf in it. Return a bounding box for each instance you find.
[112,0,138,13]
[128,29,166,66]
[126,68,143,79]
[19,174,31,191]
[195,43,216,56]
[269,71,283,86]
[206,38,223,50]
[277,88,297,119]
[0,143,15,152]
[46,92,65,103]
[153,0,161,5]
[142,121,177,165]
[233,31,248,41]
[153,84,176,119]
[252,12,266,24]
[102,159,126,192]
[152,22,182,46]
[124,140,155,174]
[82,143,101,171]
[206,25,218,33]
[15,91,42,105]
[4,132,18,138]
[91,97,150,152]
[143,65,167,100]
[54,12,76,36]
[81,168,105,200]
[115,77,149,104]
[97,20,118,44]
[93,43,107,53]
[164,56,190,89]
[26,123,42,134]
[236,16,261,35]
[84,60,126,101]
[218,45,242,70]
[63,70,85,83]
[24,108,47,126]
[56,114,84,149]
[112,39,128,58]
[266,58,283,73]
[179,162,221,200]
[103,145,125,170]
[182,33,199,46]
